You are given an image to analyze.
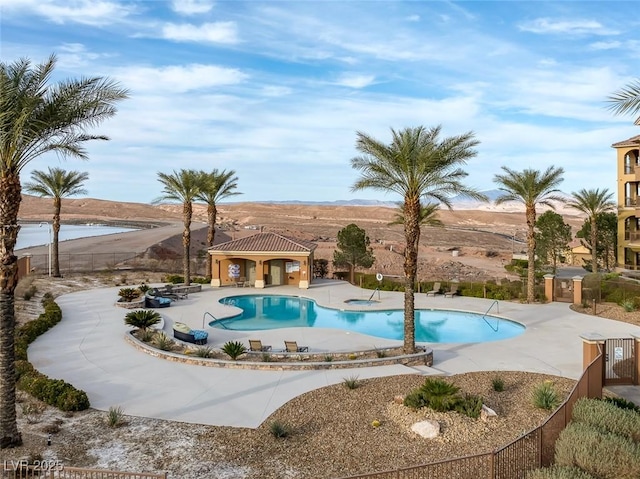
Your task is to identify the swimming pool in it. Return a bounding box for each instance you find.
[212,295,525,343]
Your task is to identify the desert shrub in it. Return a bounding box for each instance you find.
[375,348,387,358]
[23,284,38,301]
[124,309,161,332]
[164,274,184,284]
[269,420,292,438]
[106,406,126,428]
[191,276,210,284]
[194,346,215,358]
[17,372,89,411]
[526,465,597,479]
[222,341,247,360]
[532,380,560,410]
[343,375,360,389]
[620,299,637,312]
[554,422,640,479]
[572,398,640,443]
[324,355,333,362]
[21,401,45,423]
[153,332,175,351]
[404,377,461,412]
[138,330,155,342]
[138,283,150,293]
[602,396,640,413]
[455,393,483,419]
[41,421,62,434]
[492,376,505,392]
[117,287,139,302]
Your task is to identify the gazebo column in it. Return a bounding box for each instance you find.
[210,254,222,287]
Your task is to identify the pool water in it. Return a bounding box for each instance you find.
[213,295,525,343]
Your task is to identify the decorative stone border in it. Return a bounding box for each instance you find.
[115,297,145,309]
[125,332,433,370]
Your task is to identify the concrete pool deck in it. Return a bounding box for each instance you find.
[28,279,640,428]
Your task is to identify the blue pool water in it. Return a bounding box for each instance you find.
[212,295,525,343]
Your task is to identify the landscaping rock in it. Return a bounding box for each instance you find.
[411,419,440,438]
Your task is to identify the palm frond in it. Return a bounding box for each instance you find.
[607,79,640,116]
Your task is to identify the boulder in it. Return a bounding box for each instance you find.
[411,419,440,438]
[481,404,498,422]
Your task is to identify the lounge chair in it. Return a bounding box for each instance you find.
[444,283,459,298]
[285,340,309,352]
[172,322,208,345]
[235,277,246,287]
[426,282,442,296]
[249,339,272,351]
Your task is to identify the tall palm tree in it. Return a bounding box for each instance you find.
[195,169,241,279]
[155,169,201,286]
[351,125,486,354]
[608,79,640,117]
[0,55,127,448]
[24,167,89,277]
[389,202,444,250]
[493,166,565,303]
[567,188,615,273]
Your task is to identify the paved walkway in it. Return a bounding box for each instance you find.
[28,280,640,428]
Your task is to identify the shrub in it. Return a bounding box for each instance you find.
[153,332,175,351]
[492,376,505,392]
[138,283,150,294]
[194,346,215,358]
[22,401,45,423]
[526,465,597,479]
[375,348,387,358]
[324,355,333,362]
[269,420,292,438]
[222,341,247,360]
[191,277,209,284]
[118,287,140,302]
[343,375,360,389]
[620,299,637,312]
[602,396,640,414]
[455,393,483,419]
[106,406,126,428]
[555,422,640,479]
[23,285,38,301]
[261,353,273,362]
[164,274,184,284]
[124,310,161,332]
[404,377,461,412]
[572,398,640,443]
[532,380,560,410]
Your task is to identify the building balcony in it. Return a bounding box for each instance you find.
[624,197,640,207]
[626,231,640,242]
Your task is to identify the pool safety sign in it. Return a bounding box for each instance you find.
[614,347,623,361]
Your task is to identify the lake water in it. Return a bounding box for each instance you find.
[16,223,138,250]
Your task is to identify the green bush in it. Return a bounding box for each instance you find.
[602,396,640,413]
[106,406,125,428]
[572,398,640,443]
[153,332,175,351]
[526,465,597,479]
[343,375,360,389]
[138,283,150,294]
[620,299,637,312]
[117,287,140,302]
[269,420,292,438]
[164,274,184,284]
[404,377,461,412]
[17,372,90,411]
[124,310,161,332]
[222,341,247,360]
[555,422,640,479]
[191,277,210,284]
[455,393,483,419]
[492,376,505,392]
[532,380,561,410]
[194,346,215,358]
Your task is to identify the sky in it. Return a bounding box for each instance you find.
[2,0,640,205]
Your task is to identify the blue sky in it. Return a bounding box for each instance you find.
[2,0,639,204]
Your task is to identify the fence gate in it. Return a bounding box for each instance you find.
[554,278,573,303]
[603,338,636,385]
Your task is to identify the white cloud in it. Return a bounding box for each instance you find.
[111,64,248,93]
[335,74,376,89]
[171,0,214,15]
[590,40,622,50]
[406,14,420,22]
[162,21,239,44]
[2,0,136,26]
[519,18,613,35]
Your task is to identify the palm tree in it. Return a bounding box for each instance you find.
[493,166,565,303]
[155,169,201,286]
[195,169,241,279]
[0,54,127,448]
[351,125,486,354]
[608,79,640,117]
[567,188,615,273]
[24,167,89,277]
[124,310,161,333]
[389,202,443,250]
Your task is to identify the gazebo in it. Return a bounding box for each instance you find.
[208,232,317,289]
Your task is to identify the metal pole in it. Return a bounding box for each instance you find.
[39,222,52,277]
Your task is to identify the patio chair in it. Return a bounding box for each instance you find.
[235,277,246,287]
[426,282,442,296]
[444,283,459,298]
[249,339,272,352]
[285,340,309,352]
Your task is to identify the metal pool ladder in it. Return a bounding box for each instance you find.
[482,300,500,332]
[203,311,228,329]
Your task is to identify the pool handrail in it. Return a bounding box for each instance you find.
[482,300,500,332]
[203,311,228,329]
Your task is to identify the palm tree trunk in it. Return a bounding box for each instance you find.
[526,205,536,303]
[183,202,192,286]
[591,218,598,273]
[402,196,421,354]
[52,197,61,277]
[205,204,217,279]
[0,173,23,448]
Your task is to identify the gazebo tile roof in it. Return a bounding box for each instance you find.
[210,232,317,253]
[611,134,640,148]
